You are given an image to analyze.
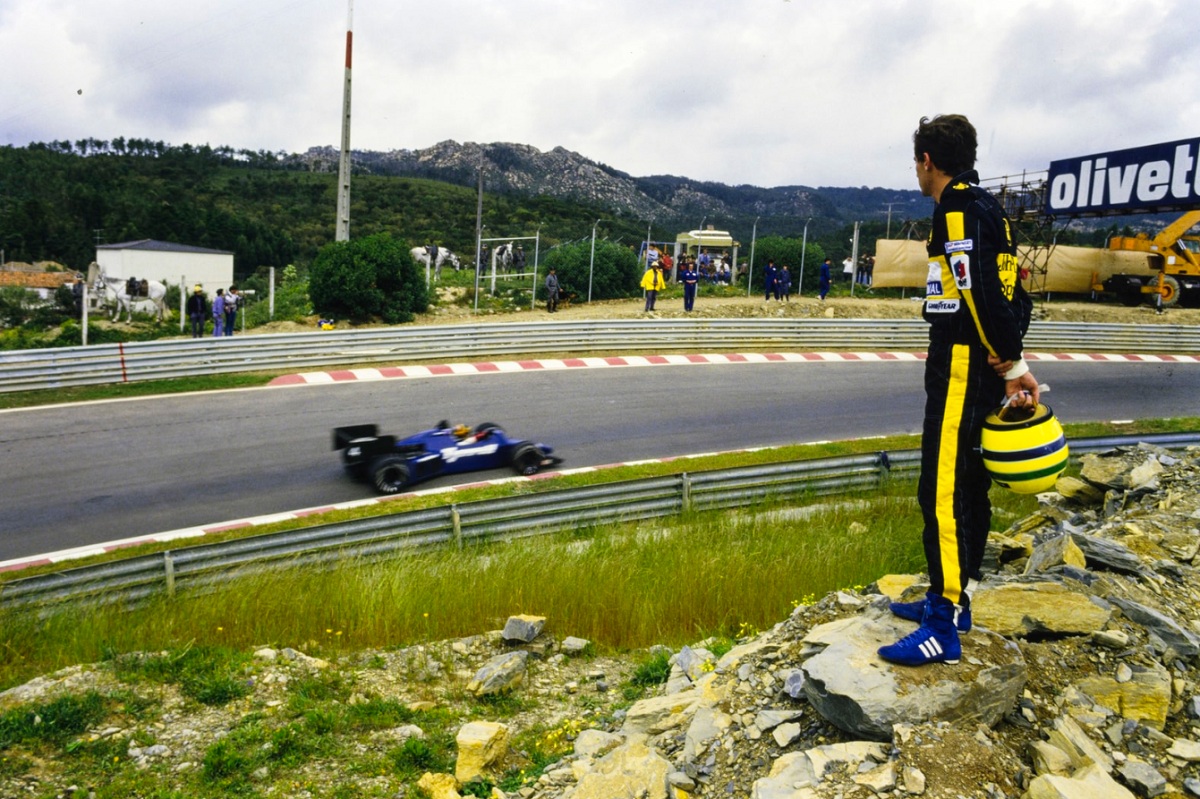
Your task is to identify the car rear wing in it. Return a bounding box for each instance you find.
[332,425,397,458]
[333,424,377,450]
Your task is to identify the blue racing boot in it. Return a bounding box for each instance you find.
[879,594,962,666]
[889,597,972,632]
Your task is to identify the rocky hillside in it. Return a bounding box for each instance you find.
[290,141,920,233]
[3,443,1200,798]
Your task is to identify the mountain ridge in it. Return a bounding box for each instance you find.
[287,140,927,233]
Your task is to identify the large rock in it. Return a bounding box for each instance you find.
[1025,535,1088,574]
[972,582,1111,637]
[501,614,546,643]
[417,772,463,799]
[455,721,509,783]
[1024,762,1136,799]
[562,738,671,799]
[799,609,1026,740]
[467,651,529,696]
[620,687,703,735]
[1110,598,1200,660]
[1076,662,1173,730]
[1079,450,1165,491]
[751,742,888,799]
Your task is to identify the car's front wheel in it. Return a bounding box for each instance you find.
[370,455,411,494]
[510,442,543,476]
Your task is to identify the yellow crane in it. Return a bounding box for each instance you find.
[1099,210,1200,306]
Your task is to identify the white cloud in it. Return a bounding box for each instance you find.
[2,0,1198,189]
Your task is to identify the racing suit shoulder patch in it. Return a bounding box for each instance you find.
[951,253,971,290]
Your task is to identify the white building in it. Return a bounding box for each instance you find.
[93,239,235,299]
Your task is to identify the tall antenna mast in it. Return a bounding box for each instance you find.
[335,0,353,241]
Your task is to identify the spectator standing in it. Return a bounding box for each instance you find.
[819,258,832,300]
[842,256,855,282]
[186,284,207,337]
[763,259,777,301]
[545,267,560,313]
[680,260,699,311]
[212,288,226,337]
[777,265,792,301]
[223,286,239,336]
[878,113,1039,667]
[640,262,666,312]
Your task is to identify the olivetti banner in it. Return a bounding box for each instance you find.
[1046,137,1200,216]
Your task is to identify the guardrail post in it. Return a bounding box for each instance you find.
[877,451,892,489]
[451,504,463,550]
[681,472,692,514]
[164,551,176,598]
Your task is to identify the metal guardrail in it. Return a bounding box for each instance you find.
[3,432,1195,611]
[3,318,1200,393]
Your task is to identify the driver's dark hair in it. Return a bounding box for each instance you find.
[913,114,977,177]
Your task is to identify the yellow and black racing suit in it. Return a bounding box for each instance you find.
[920,169,1031,608]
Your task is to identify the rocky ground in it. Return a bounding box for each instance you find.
[4,444,1200,799]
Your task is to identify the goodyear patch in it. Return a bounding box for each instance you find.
[925,299,960,313]
[951,253,971,290]
[944,238,973,253]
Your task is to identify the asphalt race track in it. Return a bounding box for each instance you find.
[1,359,1197,562]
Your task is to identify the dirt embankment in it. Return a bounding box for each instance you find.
[253,292,1200,336]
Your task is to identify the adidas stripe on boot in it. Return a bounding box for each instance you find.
[878,595,962,666]
[889,597,972,632]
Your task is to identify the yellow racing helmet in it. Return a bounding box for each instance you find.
[980,403,1069,494]
[453,424,471,438]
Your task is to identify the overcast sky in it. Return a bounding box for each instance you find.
[2,0,1196,191]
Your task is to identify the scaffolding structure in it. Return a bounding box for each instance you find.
[981,171,1057,293]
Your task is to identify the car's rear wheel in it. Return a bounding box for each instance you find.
[474,422,504,436]
[510,442,543,476]
[370,455,411,494]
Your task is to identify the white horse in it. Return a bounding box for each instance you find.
[95,270,168,322]
[493,242,515,273]
[410,246,462,282]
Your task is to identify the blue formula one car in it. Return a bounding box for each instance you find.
[333,421,563,495]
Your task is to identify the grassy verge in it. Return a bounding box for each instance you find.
[0,480,954,690]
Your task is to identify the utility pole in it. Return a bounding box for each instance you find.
[798,218,811,297]
[883,203,898,239]
[334,0,353,242]
[849,221,861,297]
[746,216,759,297]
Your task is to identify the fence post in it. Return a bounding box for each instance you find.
[164,551,176,598]
[877,451,892,490]
[451,504,463,550]
[681,472,692,514]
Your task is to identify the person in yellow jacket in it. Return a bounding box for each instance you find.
[641,262,666,312]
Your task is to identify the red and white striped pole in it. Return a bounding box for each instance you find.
[335,0,353,242]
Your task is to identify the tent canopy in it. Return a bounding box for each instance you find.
[676,229,737,253]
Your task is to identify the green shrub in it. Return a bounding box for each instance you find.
[542,239,641,302]
[0,692,108,748]
[112,646,251,707]
[630,650,672,687]
[309,233,428,323]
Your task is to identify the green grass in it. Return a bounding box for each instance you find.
[0,482,946,691]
